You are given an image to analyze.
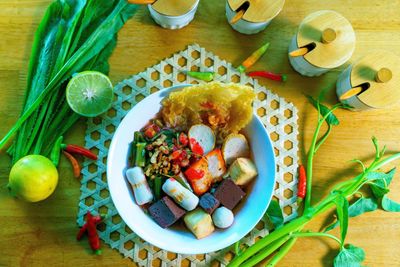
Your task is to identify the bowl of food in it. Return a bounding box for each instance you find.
[107,82,276,254]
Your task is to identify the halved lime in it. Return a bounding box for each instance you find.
[66,71,114,117]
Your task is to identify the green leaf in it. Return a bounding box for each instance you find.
[334,195,349,244]
[381,195,400,212]
[326,197,378,232]
[333,244,366,267]
[306,95,339,125]
[349,197,378,217]
[264,200,284,229]
[367,168,396,199]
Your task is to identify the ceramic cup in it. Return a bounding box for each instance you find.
[148,0,199,30]
[225,1,272,35]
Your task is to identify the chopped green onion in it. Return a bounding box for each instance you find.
[135,142,146,167]
[154,176,162,200]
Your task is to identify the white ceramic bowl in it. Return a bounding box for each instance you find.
[107,84,276,254]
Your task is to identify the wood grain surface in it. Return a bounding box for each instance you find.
[1,1,400,266]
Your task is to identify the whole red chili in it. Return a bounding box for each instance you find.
[297,164,307,203]
[247,70,287,82]
[77,212,104,255]
[61,144,98,160]
[87,218,101,255]
[76,214,102,240]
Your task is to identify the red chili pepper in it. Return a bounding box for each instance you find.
[63,151,81,178]
[87,219,101,255]
[247,71,287,82]
[77,212,104,255]
[76,215,102,240]
[184,168,205,180]
[143,123,159,139]
[61,144,98,160]
[179,132,189,147]
[189,138,204,155]
[297,164,307,203]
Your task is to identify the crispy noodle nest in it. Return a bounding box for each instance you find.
[161,82,255,142]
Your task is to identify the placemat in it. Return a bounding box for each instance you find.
[77,44,299,266]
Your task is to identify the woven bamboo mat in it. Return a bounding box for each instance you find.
[77,44,299,266]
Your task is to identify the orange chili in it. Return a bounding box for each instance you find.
[63,151,81,178]
[237,42,270,73]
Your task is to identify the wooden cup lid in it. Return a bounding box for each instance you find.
[152,0,198,16]
[351,51,400,108]
[297,10,356,69]
[228,0,285,23]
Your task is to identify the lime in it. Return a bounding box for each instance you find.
[66,71,114,117]
[8,155,59,202]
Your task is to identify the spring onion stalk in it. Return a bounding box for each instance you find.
[0,0,138,162]
[241,235,291,267]
[265,237,297,267]
[135,143,147,167]
[154,176,162,200]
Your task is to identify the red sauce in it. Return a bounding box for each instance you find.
[184,168,205,180]
[189,138,204,155]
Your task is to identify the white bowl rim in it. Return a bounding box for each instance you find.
[107,84,276,254]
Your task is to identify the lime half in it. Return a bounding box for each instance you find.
[66,71,114,117]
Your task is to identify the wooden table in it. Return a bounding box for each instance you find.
[1,0,400,266]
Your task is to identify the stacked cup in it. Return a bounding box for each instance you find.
[336,51,400,110]
[288,10,356,77]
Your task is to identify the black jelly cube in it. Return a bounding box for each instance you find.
[148,196,185,228]
[214,179,245,210]
[199,193,220,214]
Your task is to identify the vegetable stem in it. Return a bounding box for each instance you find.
[135,143,146,167]
[240,235,291,267]
[227,216,309,266]
[291,231,342,246]
[265,237,297,267]
[305,105,341,210]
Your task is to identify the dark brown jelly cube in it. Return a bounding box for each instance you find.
[213,179,246,210]
[199,193,220,214]
[148,196,185,228]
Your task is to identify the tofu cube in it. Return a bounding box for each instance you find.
[229,158,258,186]
[184,157,213,196]
[184,208,215,239]
[206,149,226,183]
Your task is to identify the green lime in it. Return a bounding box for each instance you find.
[66,71,114,117]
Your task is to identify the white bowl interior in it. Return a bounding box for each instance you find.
[107,84,276,254]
